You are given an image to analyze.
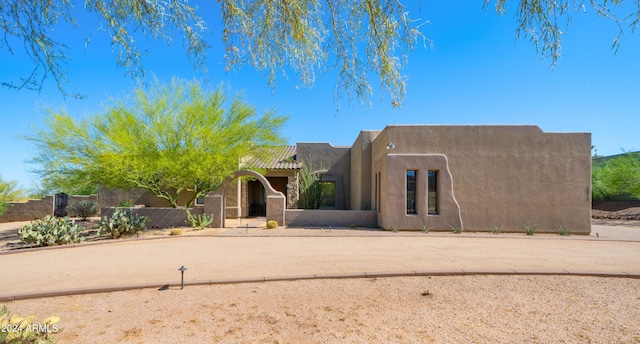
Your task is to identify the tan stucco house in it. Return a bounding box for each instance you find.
[101,125,592,234]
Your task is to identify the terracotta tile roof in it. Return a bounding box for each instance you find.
[246,146,301,170]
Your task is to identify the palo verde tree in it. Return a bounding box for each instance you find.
[3,1,638,104]
[0,175,24,216]
[27,78,288,210]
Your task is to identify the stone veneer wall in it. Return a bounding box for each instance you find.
[287,174,299,209]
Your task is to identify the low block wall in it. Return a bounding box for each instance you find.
[285,209,378,228]
[101,207,205,229]
[0,195,100,223]
[0,196,54,222]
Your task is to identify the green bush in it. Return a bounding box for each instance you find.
[266,220,278,229]
[18,216,85,247]
[0,305,60,343]
[99,208,149,238]
[66,200,98,221]
[592,152,640,200]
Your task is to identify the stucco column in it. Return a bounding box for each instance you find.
[266,194,286,226]
[204,193,225,228]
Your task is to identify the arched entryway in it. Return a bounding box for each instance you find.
[205,170,286,228]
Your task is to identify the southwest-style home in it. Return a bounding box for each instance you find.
[100,125,592,234]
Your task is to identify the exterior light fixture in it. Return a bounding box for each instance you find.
[386,143,395,150]
[178,266,187,289]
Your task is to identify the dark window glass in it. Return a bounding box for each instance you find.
[428,170,438,215]
[406,170,417,214]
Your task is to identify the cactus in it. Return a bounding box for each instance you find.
[266,220,278,229]
[185,212,213,230]
[98,208,149,238]
[0,305,60,343]
[18,216,85,247]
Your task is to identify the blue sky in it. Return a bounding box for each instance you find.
[1,2,639,190]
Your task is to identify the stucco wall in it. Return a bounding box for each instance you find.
[285,209,378,228]
[297,142,351,209]
[372,125,592,234]
[350,131,380,210]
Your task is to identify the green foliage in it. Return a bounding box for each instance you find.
[298,159,326,210]
[452,226,463,234]
[66,200,98,221]
[170,229,183,236]
[266,220,278,229]
[557,226,570,236]
[592,152,640,200]
[488,1,640,67]
[221,0,427,106]
[186,211,213,230]
[99,208,149,238]
[420,224,431,234]
[0,305,60,343]
[27,79,287,210]
[524,224,537,236]
[4,0,638,104]
[2,0,424,105]
[0,176,24,217]
[491,225,502,235]
[119,200,135,207]
[18,216,85,247]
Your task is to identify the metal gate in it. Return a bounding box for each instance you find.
[54,192,68,217]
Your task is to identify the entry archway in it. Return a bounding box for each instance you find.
[205,170,286,228]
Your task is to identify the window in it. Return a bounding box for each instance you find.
[406,170,417,214]
[195,195,205,206]
[428,170,438,215]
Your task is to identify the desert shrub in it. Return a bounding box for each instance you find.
[119,199,135,207]
[99,208,149,238]
[66,200,98,221]
[18,216,85,247]
[524,224,537,236]
[0,305,60,343]
[186,212,213,230]
[170,229,183,236]
[266,220,278,229]
[557,226,570,236]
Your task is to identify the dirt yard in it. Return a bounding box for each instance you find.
[5,275,639,343]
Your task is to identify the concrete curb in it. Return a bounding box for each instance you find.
[1,270,638,302]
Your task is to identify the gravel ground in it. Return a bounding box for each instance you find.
[5,275,639,343]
